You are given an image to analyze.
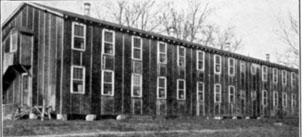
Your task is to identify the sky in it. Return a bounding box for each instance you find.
[1,0,299,64]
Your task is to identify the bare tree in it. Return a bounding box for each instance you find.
[275,12,299,67]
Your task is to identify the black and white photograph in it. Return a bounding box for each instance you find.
[0,0,301,137]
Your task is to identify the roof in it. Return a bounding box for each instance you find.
[2,2,299,72]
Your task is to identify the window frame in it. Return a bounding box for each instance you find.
[176,79,186,100]
[282,70,287,86]
[71,22,86,51]
[262,65,268,82]
[273,68,278,84]
[291,72,296,88]
[157,41,167,64]
[282,92,288,108]
[70,65,86,94]
[196,50,205,71]
[228,85,235,104]
[132,36,143,60]
[214,83,222,103]
[157,76,167,99]
[197,81,205,102]
[262,90,268,107]
[102,29,115,56]
[214,55,222,75]
[228,58,236,76]
[273,91,278,108]
[101,70,115,96]
[177,46,186,67]
[9,31,18,52]
[131,73,143,98]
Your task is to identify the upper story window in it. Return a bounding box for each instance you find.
[228,58,235,76]
[251,64,257,75]
[228,86,235,104]
[273,91,278,108]
[197,50,205,71]
[102,29,115,55]
[240,61,246,73]
[101,70,114,96]
[177,79,186,100]
[158,42,167,64]
[262,90,268,106]
[10,31,18,52]
[291,72,296,88]
[132,36,142,60]
[214,55,221,74]
[72,22,86,51]
[282,70,287,86]
[157,76,167,99]
[214,83,222,103]
[197,82,205,101]
[71,65,85,94]
[262,66,268,82]
[131,73,142,97]
[177,46,186,67]
[273,68,278,84]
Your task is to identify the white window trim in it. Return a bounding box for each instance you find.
[197,81,205,101]
[262,90,268,107]
[262,66,268,82]
[131,73,143,97]
[176,79,186,100]
[214,55,222,75]
[240,61,246,73]
[228,58,235,77]
[70,65,86,94]
[251,64,257,75]
[102,29,115,56]
[132,36,143,60]
[291,72,295,88]
[157,41,167,64]
[282,70,287,86]
[177,46,186,67]
[214,83,222,103]
[273,68,278,84]
[291,93,296,110]
[71,22,86,51]
[273,91,278,108]
[9,31,18,52]
[196,50,205,71]
[282,92,288,108]
[228,85,235,104]
[101,70,115,96]
[157,76,167,99]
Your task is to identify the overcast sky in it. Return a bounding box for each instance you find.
[1,0,298,63]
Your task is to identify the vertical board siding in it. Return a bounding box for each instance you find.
[114,32,123,114]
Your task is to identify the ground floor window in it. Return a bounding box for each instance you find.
[71,65,85,94]
[197,82,204,101]
[214,84,222,103]
[282,92,288,109]
[132,99,142,114]
[177,79,186,100]
[262,90,268,107]
[101,70,114,96]
[273,91,278,108]
[228,86,235,104]
[131,73,142,97]
[157,76,167,99]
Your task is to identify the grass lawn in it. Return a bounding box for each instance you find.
[3,117,299,137]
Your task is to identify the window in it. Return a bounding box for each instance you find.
[251,90,257,101]
[291,72,296,87]
[240,90,246,100]
[214,55,221,74]
[282,92,288,108]
[228,58,235,76]
[273,68,278,84]
[214,84,222,103]
[177,79,186,100]
[157,76,167,99]
[273,91,278,108]
[251,64,257,75]
[9,31,18,52]
[197,50,205,71]
[197,82,205,101]
[158,42,167,64]
[262,90,268,106]
[101,70,114,96]
[291,93,296,111]
[177,46,186,67]
[240,62,246,73]
[102,29,115,55]
[131,73,142,97]
[72,22,86,51]
[71,66,85,94]
[282,70,287,86]
[262,66,268,82]
[228,86,235,104]
[132,36,142,60]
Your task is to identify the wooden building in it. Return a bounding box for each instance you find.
[2,2,299,119]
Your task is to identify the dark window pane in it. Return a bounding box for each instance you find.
[159,78,165,87]
[74,24,84,36]
[179,47,185,56]
[74,37,85,49]
[199,92,203,101]
[179,57,185,67]
[178,90,184,99]
[133,86,141,96]
[104,31,113,42]
[73,81,83,92]
[198,83,203,91]
[134,38,141,48]
[159,43,166,53]
[158,88,166,98]
[159,54,166,63]
[216,64,220,72]
[215,56,220,64]
[73,68,83,79]
[133,49,141,59]
[178,80,184,89]
[198,61,203,70]
[104,43,113,54]
[103,83,112,94]
[104,71,112,82]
